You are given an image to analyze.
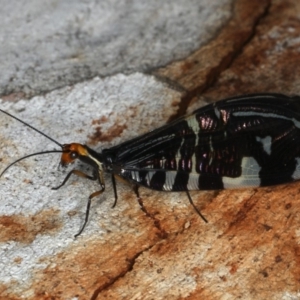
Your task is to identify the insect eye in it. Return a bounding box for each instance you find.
[70,151,79,159]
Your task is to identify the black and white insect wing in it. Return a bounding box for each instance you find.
[104,93,300,191]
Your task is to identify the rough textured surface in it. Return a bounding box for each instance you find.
[1,0,300,299]
[191,0,300,107]
[156,0,270,95]
[0,0,232,97]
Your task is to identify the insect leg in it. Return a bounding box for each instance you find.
[75,170,105,238]
[133,184,140,199]
[186,191,208,223]
[133,184,147,210]
[110,174,138,208]
[52,169,97,190]
[111,174,118,208]
[74,189,104,238]
[132,185,149,215]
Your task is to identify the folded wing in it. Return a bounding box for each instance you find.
[105,94,300,191]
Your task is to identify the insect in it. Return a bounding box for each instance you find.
[2,93,300,237]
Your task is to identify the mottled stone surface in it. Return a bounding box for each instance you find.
[0,0,232,97]
[2,0,300,299]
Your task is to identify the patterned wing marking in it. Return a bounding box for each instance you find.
[255,136,272,155]
[292,158,300,180]
[108,94,300,191]
[222,157,261,188]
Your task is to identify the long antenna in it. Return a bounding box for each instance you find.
[0,150,63,177]
[0,109,63,148]
[0,108,64,176]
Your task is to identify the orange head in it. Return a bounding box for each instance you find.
[61,143,89,167]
